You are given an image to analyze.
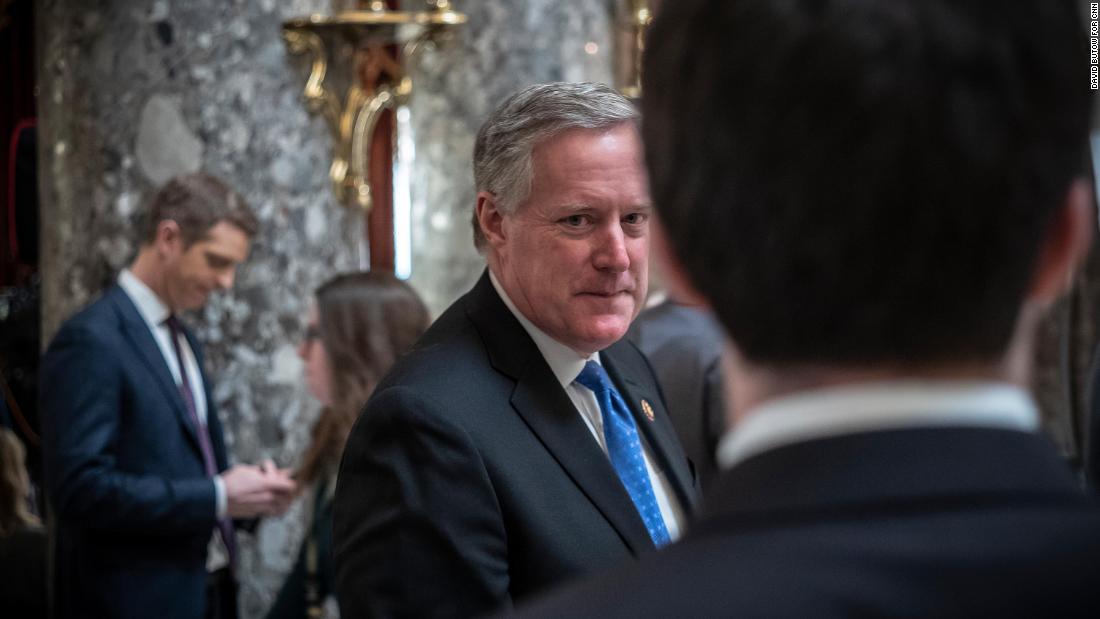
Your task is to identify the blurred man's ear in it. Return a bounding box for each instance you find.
[476,191,508,250]
[154,220,183,257]
[1026,179,1094,308]
[651,218,711,308]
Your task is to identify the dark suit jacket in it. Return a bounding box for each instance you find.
[0,526,47,618]
[1083,343,1100,487]
[333,272,698,618]
[628,301,726,490]
[266,479,335,619]
[41,284,229,619]
[514,426,1100,618]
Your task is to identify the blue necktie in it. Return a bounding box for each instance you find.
[575,360,671,547]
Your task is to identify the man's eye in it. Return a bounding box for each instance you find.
[563,215,587,227]
[623,213,644,225]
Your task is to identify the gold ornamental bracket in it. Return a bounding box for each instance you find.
[283,1,467,211]
[615,0,656,100]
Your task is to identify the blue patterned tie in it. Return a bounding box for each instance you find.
[575,360,671,546]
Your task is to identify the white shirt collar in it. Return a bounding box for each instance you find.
[716,380,1039,470]
[488,271,600,388]
[118,268,171,329]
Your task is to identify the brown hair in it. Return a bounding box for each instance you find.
[295,272,430,485]
[0,428,39,536]
[142,173,259,247]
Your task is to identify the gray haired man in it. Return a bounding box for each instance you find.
[333,82,698,618]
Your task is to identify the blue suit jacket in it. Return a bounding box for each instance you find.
[41,284,229,619]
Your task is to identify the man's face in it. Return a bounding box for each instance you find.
[163,221,251,311]
[490,123,650,356]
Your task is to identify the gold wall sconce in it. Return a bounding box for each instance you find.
[283,1,466,212]
[615,0,655,99]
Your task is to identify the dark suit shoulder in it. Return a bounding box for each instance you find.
[370,287,523,419]
[46,286,133,351]
[517,494,1100,618]
[630,303,723,359]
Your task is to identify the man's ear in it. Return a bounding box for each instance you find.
[1027,178,1095,307]
[651,217,711,308]
[154,219,184,257]
[476,191,508,249]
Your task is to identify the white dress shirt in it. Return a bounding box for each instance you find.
[489,272,685,540]
[717,380,1040,470]
[118,270,229,570]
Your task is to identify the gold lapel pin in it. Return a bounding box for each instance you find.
[641,399,655,422]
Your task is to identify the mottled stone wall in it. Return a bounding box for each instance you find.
[37,0,618,616]
[1035,230,1100,470]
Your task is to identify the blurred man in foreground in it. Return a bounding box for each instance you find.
[516,1,1100,616]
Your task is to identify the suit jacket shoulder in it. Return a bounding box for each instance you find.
[514,427,1100,618]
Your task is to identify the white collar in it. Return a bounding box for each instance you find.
[488,271,600,388]
[716,380,1039,470]
[118,268,172,329]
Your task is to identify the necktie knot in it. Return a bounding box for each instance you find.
[164,314,183,335]
[575,360,612,394]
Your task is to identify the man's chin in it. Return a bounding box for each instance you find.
[184,293,210,311]
[568,323,631,355]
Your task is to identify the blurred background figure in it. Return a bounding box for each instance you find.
[629,292,726,491]
[0,427,46,618]
[267,271,429,619]
[41,173,296,619]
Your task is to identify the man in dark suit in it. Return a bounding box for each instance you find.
[41,174,296,619]
[629,296,726,490]
[515,1,1100,617]
[334,82,698,618]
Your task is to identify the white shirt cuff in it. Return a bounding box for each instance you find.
[214,475,227,520]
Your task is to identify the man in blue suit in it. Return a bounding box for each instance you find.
[41,173,296,619]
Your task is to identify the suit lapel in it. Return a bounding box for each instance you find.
[107,285,206,455]
[465,272,656,554]
[603,343,699,515]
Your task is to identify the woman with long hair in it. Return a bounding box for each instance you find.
[267,271,429,619]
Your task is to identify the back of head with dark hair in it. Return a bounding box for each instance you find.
[142,173,258,247]
[643,0,1092,368]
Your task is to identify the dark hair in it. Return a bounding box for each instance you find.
[296,272,430,485]
[141,173,258,247]
[643,0,1092,367]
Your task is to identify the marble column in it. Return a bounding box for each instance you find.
[37,0,619,616]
